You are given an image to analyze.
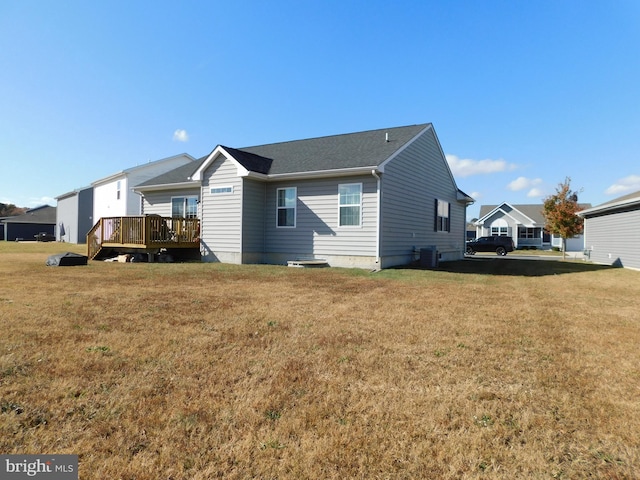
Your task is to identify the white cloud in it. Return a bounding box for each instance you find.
[173,129,189,142]
[446,154,517,177]
[527,188,545,198]
[470,191,482,200]
[604,174,640,195]
[507,176,542,191]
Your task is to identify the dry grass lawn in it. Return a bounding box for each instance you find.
[1,242,639,479]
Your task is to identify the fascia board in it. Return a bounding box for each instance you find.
[134,181,200,193]
[476,206,526,227]
[191,146,249,181]
[476,203,509,224]
[505,204,537,225]
[92,172,126,187]
[578,196,640,216]
[477,202,538,226]
[457,189,475,204]
[253,166,378,182]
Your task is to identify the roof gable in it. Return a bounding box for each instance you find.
[479,202,592,225]
[477,203,540,225]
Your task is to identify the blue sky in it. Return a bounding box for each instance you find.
[1,0,639,220]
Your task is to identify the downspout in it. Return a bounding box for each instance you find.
[372,170,382,267]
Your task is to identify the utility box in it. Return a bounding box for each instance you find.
[419,247,439,268]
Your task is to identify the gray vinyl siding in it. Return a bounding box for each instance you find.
[380,127,464,257]
[56,189,94,243]
[56,195,78,243]
[584,207,640,269]
[201,155,243,255]
[264,175,378,257]
[142,188,200,216]
[242,179,266,254]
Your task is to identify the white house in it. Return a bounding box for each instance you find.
[91,153,196,222]
[475,202,590,251]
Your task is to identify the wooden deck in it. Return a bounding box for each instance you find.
[87,216,200,260]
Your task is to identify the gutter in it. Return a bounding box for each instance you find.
[372,169,382,266]
[244,166,379,181]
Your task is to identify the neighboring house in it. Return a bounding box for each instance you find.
[466,222,477,241]
[134,123,474,269]
[92,153,197,222]
[55,186,94,243]
[475,202,590,251]
[1,205,56,241]
[578,190,640,269]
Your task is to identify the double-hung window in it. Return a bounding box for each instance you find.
[339,183,362,227]
[172,196,198,218]
[277,187,296,227]
[435,199,450,232]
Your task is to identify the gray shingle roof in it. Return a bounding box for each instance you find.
[138,124,432,187]
[579,190,640,215]
[238,124,430,174]
[2,205,56,224]
[479,202,592,224]
[136,158,206,187]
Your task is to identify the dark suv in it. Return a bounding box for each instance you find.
[466,236,515,256]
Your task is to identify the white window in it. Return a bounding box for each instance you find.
[435,199,450,232]
[276,187,296,228]
[116,180,121,200]
[171,197,198,218]
[210,186,233,194]
[338,183,362,227]
[490,219,509,236]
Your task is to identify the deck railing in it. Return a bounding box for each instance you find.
[87,216,200,259]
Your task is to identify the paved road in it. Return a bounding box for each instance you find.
[466,252,587,262]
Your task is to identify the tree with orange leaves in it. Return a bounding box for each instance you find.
[542,177,584,259]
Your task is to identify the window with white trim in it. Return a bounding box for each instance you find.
[116,180,121,200]
[435,199,450,232]
[171,196,198,218]
[490,219,509,236]
[338,183,362,227]
[276,187,296,227]
[210,186,233,194]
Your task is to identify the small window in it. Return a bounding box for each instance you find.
[210,186,233,194]
[339,183,362,227]
[435,199,450,232]
[116,180,121,200]
[277,187,296,228]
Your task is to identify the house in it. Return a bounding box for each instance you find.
[578,190,640,269]
[1,205,56,241]
[91,153,197,222]
[475,202,590,251]
[134,123,474,269]
[55,186,94,244]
